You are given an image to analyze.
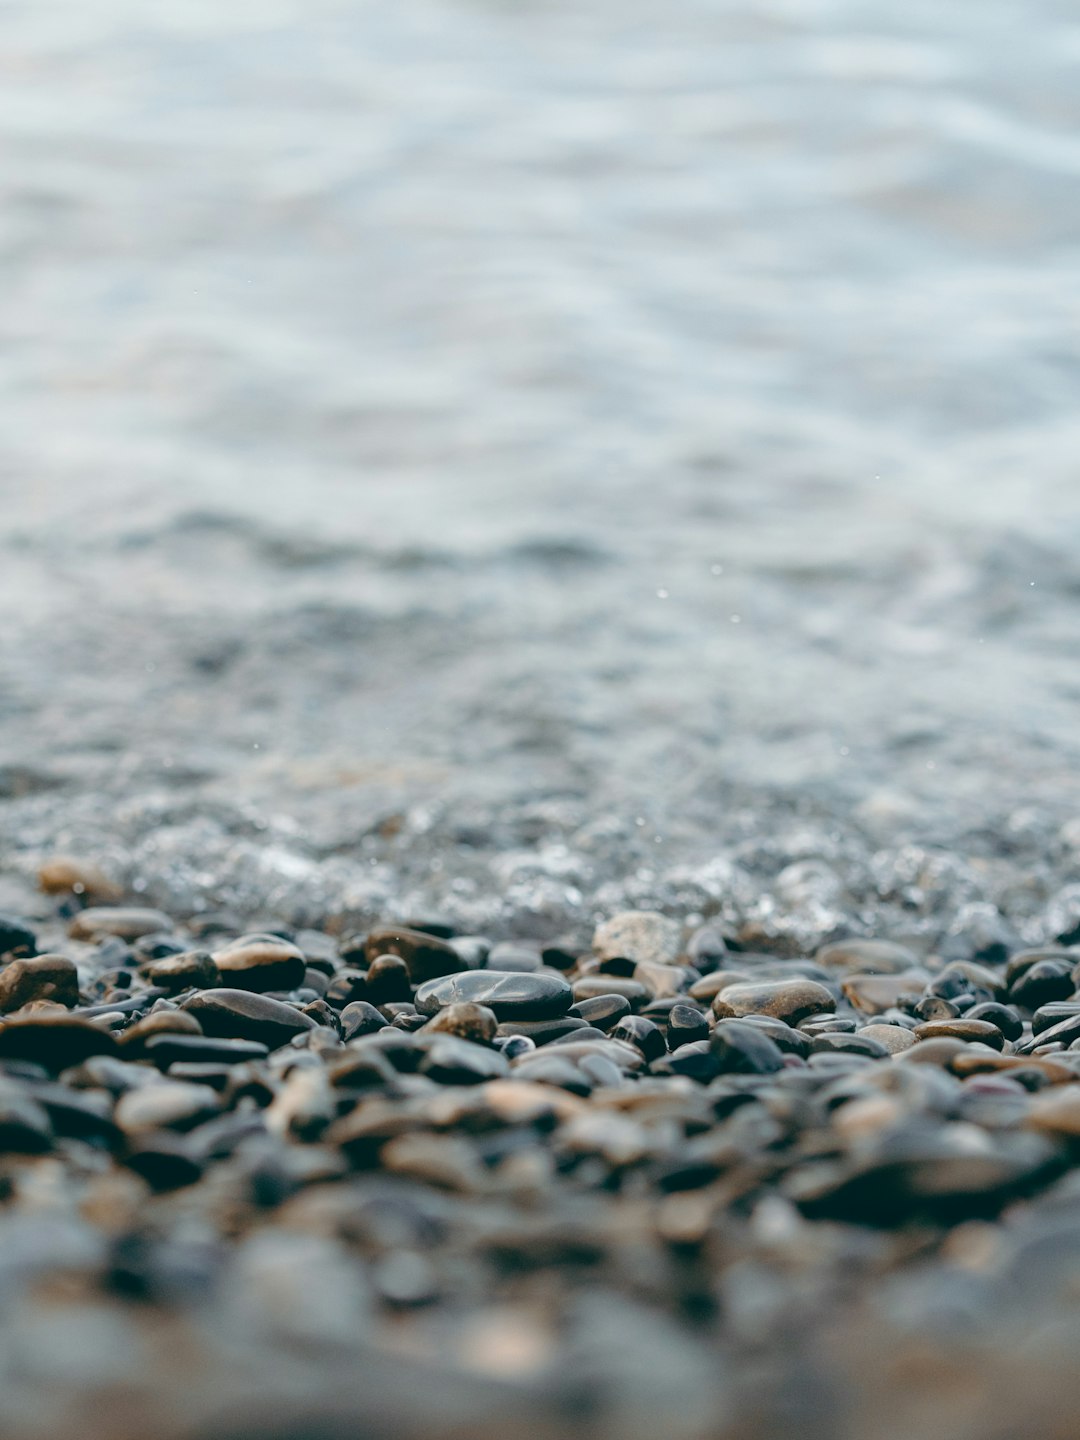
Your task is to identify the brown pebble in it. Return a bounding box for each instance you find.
[858,1023,918,1054]
[0,955,79,1012]
[712,979,835,1026]
[38,856,122,903]
[913,1019,1005,1051]
[68,907,173,942]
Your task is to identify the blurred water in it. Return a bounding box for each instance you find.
[2,0,1080,940]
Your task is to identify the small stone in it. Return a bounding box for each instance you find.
[667,1004,710,1049]
[364,926,466,983]
[416,970,573,1021]
[0,1080,53,1152]
[965,1002,1023,1042]
[118,1011,203,1054]
[913,995,961,1021]
[487,943,543,972]
[339,1001,389,1041]
[593,911,682,967]
[811,1032,890,1059]
[1025,1085,1080,1137]
[212,936,306,993]
[859,1024,918,1054]
[568,994,631,1031]
[610,1015,666,1063]
[420,1002,498,1044]
[710,1019,786,1074]
[1008,960,1075,1010]
[0,955,79,1012]
[38,856,122,903]
[0,1015,119,1071]
[68,908,172,942]
[124,1134,203,1191]
[364,954,412,1005]
[713,979,835,1026]
[914,1019,1005,1050]
[634,962,698,999]
[144,950,219,992]
[181,989,317,1048]
[0,915,37,958]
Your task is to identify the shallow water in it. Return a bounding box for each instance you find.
[3,0,1080,943]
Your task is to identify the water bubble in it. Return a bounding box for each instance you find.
[710,564,724,575]
[656,588,669,600]
[730,614,741,624]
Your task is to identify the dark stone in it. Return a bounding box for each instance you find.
[364,955,412,1005]
[661,1040,721,1082]
[325,969,369,1008]
[339,1001,388,1041]
[1032,1002,1080,1037]
[737,1014,813,1058]
[417,1036,509,1085]
[420,1002,497,1044]
[810,1032,890,1058]
[913,995,961,1022]
[495,1017,588,1045]
[142,1034,269,1070]
[0,1016,119,1071]
[0,915,36,959]
[181,990,316,1049]
[798,1015,857,1036]
[914,1019,1005,1050]
[213,937,306,993]
[610,1015,666,1063]
[144,950,220,993]
[0,955,79,1011]
[966,1002,1023,1042]
[666,1003,710,1050]
[364,926,465,983]
[416,970,573,1021]
[709,1019,786,1075]
[712,979,835,1026]
[132,934,187,962]
[568,994,631,1032]
[1008,960,1075,1011]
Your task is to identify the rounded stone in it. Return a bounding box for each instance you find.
[420,1002,498,1044]
[144,950,220,993]
[859,1023,918,1055]
[914,1019,1005,1051]
[181,989,317,1048]
[0,955,79,1012]
[416,970,573,1021]
[68,908,172,942]
[712,979,835,1026]
[363,926,466,983]
[212,936,306,993]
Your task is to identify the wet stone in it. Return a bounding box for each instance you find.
[417,1036,509,1085]
[966,1002,1023,1041]
[0,1015,120,1071]
[416,970,573,1020]
[568,994,631,1031]
[364,926,466,983]
[0,914,37,958]
[38,856,122,903]
[0,955,79,1011]
[859,1023,918,1054]
[212,936,306,993]
[419,1002,497,1044]
[0,1081,53,1152]
[339,1001,388,1041]
[142,1034,269,1070]
[364,954,412,1005]
[609,1015,666,1063]
[1008,959,1075,1010]
[571,976,650,1006]
[710,1019,786,1075]
[713,979,835,1027]
[142,949,219,992]
[913,995,962,1022]
[914,1019,1005,1050]
[182,989,317,1048]
[666,1003,710,1050]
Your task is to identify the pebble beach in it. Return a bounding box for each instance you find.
[4,0,1080,1436]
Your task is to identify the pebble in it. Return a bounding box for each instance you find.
[420,1002,498,1044]
[0,914,37,957]
[212,936,307,993]
[710,1019,786,1074]
[38,856,122,903]
[914,1018,1005,1049]
[364,926,466,982]
[712,978,835,1026]
[181,989,317,1047]
[416,970,573,1020]
[0,955,79,1011]
[0,1015,119,1069]
[143,949,220,991]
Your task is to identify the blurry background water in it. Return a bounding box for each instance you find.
[2,0,1080,943]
